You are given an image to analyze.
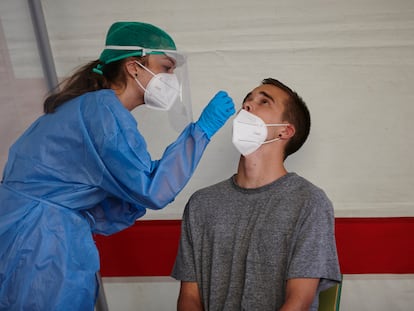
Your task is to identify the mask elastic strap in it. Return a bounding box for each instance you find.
[265,123,289,127]
[133,61,154,93]
[263,124,289,144]
[262,137,281,145]
[135,61,156,77]
[134,77,147,93]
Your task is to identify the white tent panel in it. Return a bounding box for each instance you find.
[0,0,414,308]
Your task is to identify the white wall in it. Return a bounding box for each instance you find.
[1,0,414,310]
[100,275,414,311]
[1,0,414,219]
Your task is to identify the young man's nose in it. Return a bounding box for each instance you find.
[242,101,253,111]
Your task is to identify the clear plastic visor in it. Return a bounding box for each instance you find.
[148,50,193,132]
[167,58,193,132]
[131,50,193,139]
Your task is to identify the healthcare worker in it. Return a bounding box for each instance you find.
[0,21,235,310]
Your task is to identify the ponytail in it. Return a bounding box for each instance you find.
[43,60,109,113]
[43,56,146,113]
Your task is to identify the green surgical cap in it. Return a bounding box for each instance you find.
[98,21,177,65]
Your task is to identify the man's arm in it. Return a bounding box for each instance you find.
[279,278,320,311]
[177,281,204,311]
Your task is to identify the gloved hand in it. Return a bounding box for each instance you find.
[196,91,236,139]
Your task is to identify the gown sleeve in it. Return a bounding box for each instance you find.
[100,121,209,209]
[81,196,146,235]
[81,93,210,234]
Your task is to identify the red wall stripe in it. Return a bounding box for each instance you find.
[94,217,414,277]
[335,217,414,274]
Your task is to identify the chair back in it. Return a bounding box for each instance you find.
[318,282,342,311]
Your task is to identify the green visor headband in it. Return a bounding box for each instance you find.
[93,46,186,75]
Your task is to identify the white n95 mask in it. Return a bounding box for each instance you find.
[232,109,289,156]
[135,62,180,111]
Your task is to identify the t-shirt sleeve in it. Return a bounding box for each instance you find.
[171,202,198,282]
[286,189,341,291]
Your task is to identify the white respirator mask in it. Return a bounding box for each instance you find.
[134,61,180,111]
[232,109,289,156]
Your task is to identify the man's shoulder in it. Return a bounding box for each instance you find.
[193,177,233,193]
[189,177,233,200]
[287,173,326,192]
[285,173,332,204]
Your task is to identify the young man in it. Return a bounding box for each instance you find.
[172,78,341,311]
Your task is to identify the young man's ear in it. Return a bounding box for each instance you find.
[279,124,295,140]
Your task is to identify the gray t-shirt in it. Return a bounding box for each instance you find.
[172,173,341,311]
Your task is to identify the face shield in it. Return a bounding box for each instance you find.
[104,45,194,132]
[141,48,193,132]
[130,49,193,158]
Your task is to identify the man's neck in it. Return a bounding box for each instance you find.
[235,151,287,189]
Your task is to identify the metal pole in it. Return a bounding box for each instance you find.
[28,2,108,309]
[96,272,109,311]
[27,0,59,92]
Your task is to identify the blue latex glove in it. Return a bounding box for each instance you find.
[196,91,236,139]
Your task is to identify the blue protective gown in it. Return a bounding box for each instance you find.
[0,89,209,310]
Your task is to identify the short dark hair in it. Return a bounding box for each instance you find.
[262,78,311,159]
